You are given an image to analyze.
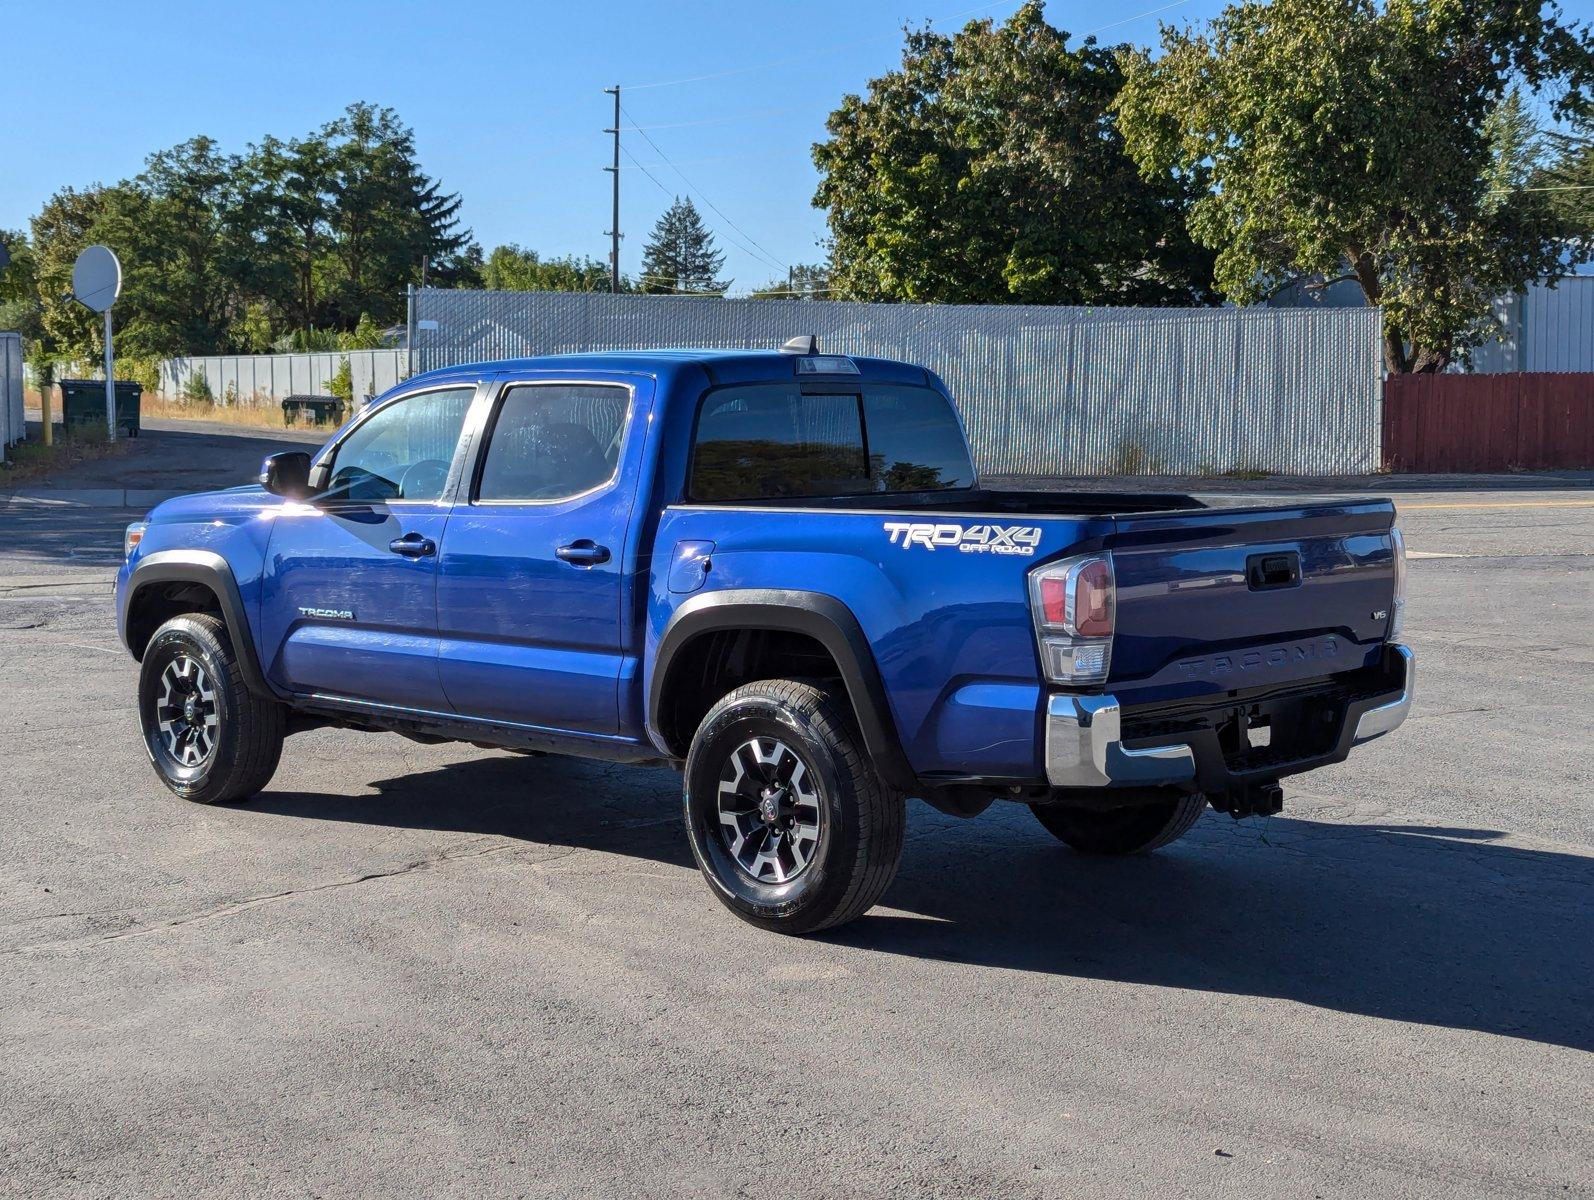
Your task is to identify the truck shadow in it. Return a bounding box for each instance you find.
[251,753,1594,1054]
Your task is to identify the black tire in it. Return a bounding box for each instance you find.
[1030,790,1207,855]
[683,679,904,934]
[138,613,285,805]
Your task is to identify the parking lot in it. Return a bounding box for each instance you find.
[1,423,1590,1198]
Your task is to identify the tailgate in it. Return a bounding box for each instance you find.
[1106,500,1397,703]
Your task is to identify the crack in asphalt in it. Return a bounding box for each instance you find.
[5,839,516,956]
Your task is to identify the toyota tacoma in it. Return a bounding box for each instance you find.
[117,339,1414,932]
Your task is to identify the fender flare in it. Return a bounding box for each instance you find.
[649,589,918,793]
[120,550,281,700]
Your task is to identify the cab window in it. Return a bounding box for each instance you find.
[689,382,973,502]
[324,387,475,503]
[475,384,629,502]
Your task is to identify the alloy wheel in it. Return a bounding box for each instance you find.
[715,736,824,883]
[154,654,219,768]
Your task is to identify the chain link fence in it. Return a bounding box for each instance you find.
[413,290,1383,475]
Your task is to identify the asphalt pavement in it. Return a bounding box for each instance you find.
[0,422,1589,1198]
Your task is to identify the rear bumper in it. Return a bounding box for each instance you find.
[1045,643,1415,790]
[1044,694,1199,788]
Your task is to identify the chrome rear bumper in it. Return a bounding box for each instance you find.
[1044,644,1415,790]
[1044,694,1198,788]
[1350,644,1416,743]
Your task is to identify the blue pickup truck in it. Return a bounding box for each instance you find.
[116,339,1414,932]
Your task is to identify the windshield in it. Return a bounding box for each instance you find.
[689,382,974,502]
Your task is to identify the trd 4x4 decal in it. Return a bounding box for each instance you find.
[883,522,1042,556]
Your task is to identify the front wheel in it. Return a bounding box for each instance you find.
[683,679,904,934]
[138,613,285,805]
[1030,791,1207,855]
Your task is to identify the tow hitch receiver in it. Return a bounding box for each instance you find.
[1209,781,1284,819]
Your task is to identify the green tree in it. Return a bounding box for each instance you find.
[640,197,728,294]
[30,185,115,364]
[30,140,254,359]
[328,357,353,405]
[238,133,335,342]
[1539,106,1594,234]
[0,230,42,343]
[750,263,831,299]
[1115,0,1594,372]
[94,136,249,356]
[812,2,1215,306]
[320,103,476,327]
[482,245,621,292]
[20,105,478,358]
[337,312,387,350]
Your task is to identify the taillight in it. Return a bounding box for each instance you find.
[1028,553,1115,686]
[1389,525,1406,640]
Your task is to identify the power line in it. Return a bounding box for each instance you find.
[1081,0,1192,37]
[619,153,755,171]
[621,103,790,275]
[614,114,792,288]
[629,106,812,131]
[620,145,673,195]
[622,142,788,283]
[619,0,1191,92]
[610,0,1199,286]
[620,1,1018,91]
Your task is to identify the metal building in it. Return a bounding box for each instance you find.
[1470,277,1594,373]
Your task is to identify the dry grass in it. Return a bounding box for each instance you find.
[139,397,300,430]
[29,391,337,432]
[1,430,132,485]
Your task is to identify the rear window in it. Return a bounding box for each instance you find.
[690,383,974,502]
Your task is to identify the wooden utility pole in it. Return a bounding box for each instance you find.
[604,86,621,293]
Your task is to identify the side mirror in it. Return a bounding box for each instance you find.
[260,451,313,499]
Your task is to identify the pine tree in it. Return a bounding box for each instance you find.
[640,197,728,295]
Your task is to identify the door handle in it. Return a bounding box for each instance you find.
[388,533,436,557]
[555,540,611,566]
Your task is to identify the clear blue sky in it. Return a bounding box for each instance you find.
[3,0,1590,294]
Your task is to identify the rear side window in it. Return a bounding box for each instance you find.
[690,383,972,502]
[476,383,629,501]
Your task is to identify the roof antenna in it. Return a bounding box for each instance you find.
[780,334,818,355]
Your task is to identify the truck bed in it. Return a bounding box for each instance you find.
[681,486,1208,516]
[657,488,1398,782]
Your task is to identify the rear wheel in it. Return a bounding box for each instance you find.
[683,679,904,934]
[1030,790,1207,855]
[138,613,285,805]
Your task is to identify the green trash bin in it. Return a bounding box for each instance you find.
[60,379,142,438]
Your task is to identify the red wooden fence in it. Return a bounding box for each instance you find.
[1382,373,1594,472]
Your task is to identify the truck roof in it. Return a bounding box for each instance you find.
[403,348,936,391]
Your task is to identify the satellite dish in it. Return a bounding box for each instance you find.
[72,245,122,313]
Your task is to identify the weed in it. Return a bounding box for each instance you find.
[181,372,215,403]
[1,429,131,485]
[140,397,293,430]
[1112,436,1165,476]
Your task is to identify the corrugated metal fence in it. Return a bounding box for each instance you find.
[1,333,23,454]
[158,350,407,406]
[413,290,1384,475]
